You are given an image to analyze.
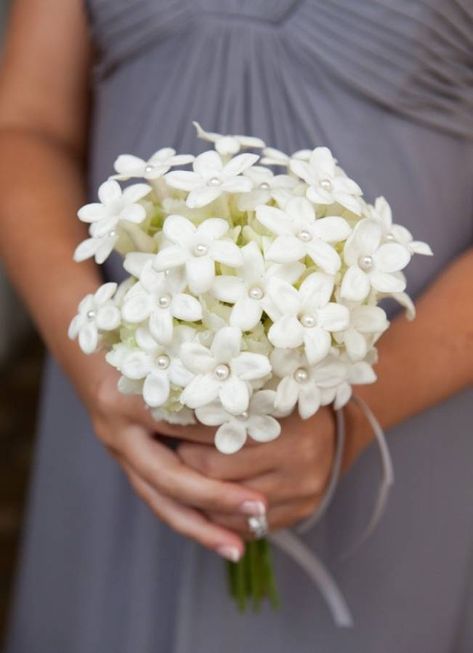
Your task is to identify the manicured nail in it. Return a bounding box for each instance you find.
[217,545,241,562]
[240,500,266,517]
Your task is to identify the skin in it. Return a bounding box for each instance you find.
[0,0,472,559]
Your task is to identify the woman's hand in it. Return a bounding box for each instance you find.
[177,408,336,537]
[79,356,268,560]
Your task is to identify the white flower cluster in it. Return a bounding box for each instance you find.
[70,123,432,454]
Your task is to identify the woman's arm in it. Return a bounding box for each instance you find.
[0,0,266,562]
[344,248,473,469]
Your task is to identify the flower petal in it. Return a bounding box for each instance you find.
[180,374,220,408]
[214,421,247,454]
[369,271,406,294]
[256,205,292,236]
[250,390,277,415]
[352,219,382,255]
[121,351,153,379]
[317,303,350,331]
[266,277,300,316]
[247,415,281,443]
[123,253,155,277]
[298,384,321,419]
[230,296,262,331]
[195,401,229,426]
[94,282,117,304]
[219,376,250,414]
[303,327,331,364]
[78,323,98,354]
[122,183,151,203]
[163,214,196,246]
[194,150,223,176]
[149,309,174,344]
[171,293,202,321]
[223,152,259,177]
[231,352,271,381]
[373,243,410,273]
[340,266,370,301]
[165,170,203,191]
[77,203,105,223]
[154,245,188,271]
[211,326,241,362]
[96,304,121,331]
[344,327,368,361]
[268,316,304,348]
[266,236,306,263]
[120,203,146,224]
[187,186,222,209]
[351,306,388,333]
[122,292,153,323]
[186,256,215,294]
[98,180,121,204]
[305,239,341,274]
[209,240,243,267]
[299,272,334,308]
[275,376,299,413]
[143,371,170,408]
[180,342,215,374]
[312,216,351,242]
[212,276,244,303]
[197,218,229,241]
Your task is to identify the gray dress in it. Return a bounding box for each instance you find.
[5,1,473,651]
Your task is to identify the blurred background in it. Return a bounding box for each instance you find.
[0,0,44,645]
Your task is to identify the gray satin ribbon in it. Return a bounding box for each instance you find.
[269,398,394,627]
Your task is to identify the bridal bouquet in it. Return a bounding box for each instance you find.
[69,122,432,610]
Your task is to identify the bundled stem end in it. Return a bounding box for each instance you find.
[226,539,280,612]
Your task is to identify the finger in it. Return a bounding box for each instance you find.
[121,461,245,561]
[178,441,278,481]
[150,420,217,444]
[120,424,268,516]
[207,497,320,538]
[243,468,327,505]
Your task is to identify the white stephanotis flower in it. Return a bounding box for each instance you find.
[237,166,297,211]
[68,282,120,354]
[212,241,304,331]
[74,180,151,263]
[367,196,433,256]
[341,218,411,302]
[334,304,389,361]
[108,325,195,408]
[271,348,349,419]
[153,215,243,294]
[266,273,350,364]
[290,147,363,214]
[316,353,377,410]
[180,326,271,414]
[165,150,258,208]
[193,121,265,156]
[256,197,351,274]
[151,405,196,426]
[112,148,194,181]
[196,390,280,454]
[260,147,311,167]
[121,261,202,344]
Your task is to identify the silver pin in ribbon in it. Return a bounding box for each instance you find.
[248,514,268,539]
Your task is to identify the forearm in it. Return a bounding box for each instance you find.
[0,128,107,402]
[344,248,473,466]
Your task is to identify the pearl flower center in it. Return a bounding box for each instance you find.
[86,310,96,320]
[358,254,374,271]
[156,354,170,370]
[259,182,271,190]
[319,178,333,192]
[193,243,209,257]
[214,364,230,381]
[300,313,316,328]
[294,367,309,383]
[248,285,264,300]
[297,229,312,242]
[208,177,222,187]
[158,294,171,309]
[145,164,155,174]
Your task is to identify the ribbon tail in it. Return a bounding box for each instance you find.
[341,395,395,558]
[270,530,354,627]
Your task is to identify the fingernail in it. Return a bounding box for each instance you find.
[240,500,266,517]
[217,545,241,562]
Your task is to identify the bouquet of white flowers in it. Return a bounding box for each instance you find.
[69,122,432,614]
